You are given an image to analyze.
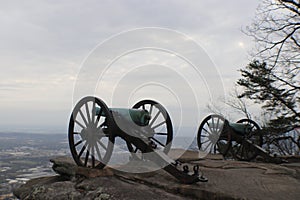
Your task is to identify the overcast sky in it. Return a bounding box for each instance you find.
[0,0,260,133]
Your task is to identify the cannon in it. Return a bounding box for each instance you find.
[68,96,207,184]
[197,114,283,163]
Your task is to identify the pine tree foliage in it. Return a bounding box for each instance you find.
[238,61,299,130]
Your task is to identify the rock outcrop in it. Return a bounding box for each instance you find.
[13,149,300,200]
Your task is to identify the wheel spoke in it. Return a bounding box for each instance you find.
[78,144,86,158]
[75,120,85,129]
[241,145,245,158]
[150,137,165,147]
[244,146,249,158]
[126,142,134,152]
[79,109,89,127]
[206,121,214,134]
[152,121,166,129]
[95,143,102,160]
[149,110,161,127]
[84,146,90,167]
[91,147,95,167]
[200,135,208,137]
[91,155,95,168]
[213,144,218,154]
[201,139,210,144]
[212,117,216,132]
[250,125,256,131]
[216,142,221,151]
[96,108,102,124]
[236,144,242,156]
[155,132,168,135]
[75,140,83,147]
[209,143,214,153]
[203,142,212,151]
[216,118,220,132]
[149,104,153,115]
[202,127,212,135]
[97,140,107,150]
[85,102,91,123]
[97,121,106,129]
[91,100,96,123]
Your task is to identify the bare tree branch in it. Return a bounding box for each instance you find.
[239,0,300,128]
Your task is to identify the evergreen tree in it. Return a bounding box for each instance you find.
[238,61,299,130]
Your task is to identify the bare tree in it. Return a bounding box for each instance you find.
[225,87,253,120]
[246,0,300,69]
[206,86,254,121]
[239,0,300,130]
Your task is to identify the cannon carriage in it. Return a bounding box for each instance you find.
[68,96,207,184]
[197,114,283,163]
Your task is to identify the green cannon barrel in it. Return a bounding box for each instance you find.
[95,107,151,126]
[228,123,252,135]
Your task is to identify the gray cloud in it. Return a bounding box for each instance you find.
[0,0,260,131]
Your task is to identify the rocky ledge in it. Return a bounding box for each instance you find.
[13,149,300,200]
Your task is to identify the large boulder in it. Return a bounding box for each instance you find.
[14,150,300,200]
[50,157,114,179]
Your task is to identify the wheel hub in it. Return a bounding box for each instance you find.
[208,131,220,144]
[81,123,103,146]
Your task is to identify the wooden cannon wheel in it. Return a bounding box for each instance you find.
[197,115,263,162]
[68,96,115,169]
[231,118,262,161]
[126,99,173,159]
[197,114,231,156]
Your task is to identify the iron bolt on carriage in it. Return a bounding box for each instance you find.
[68,96,208,184]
